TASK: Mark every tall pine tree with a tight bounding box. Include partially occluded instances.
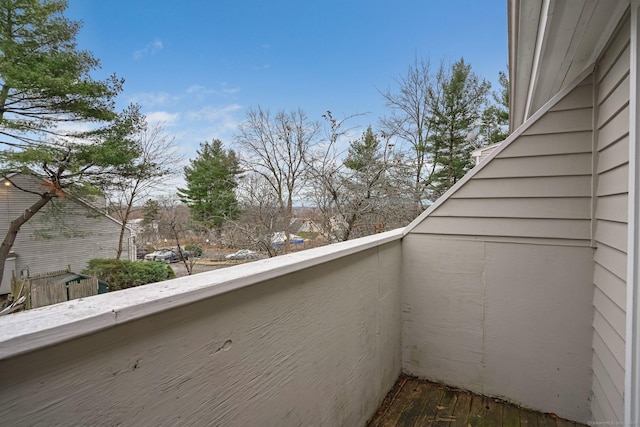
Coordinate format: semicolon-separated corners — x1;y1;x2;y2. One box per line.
426;59;490;200
480;70;510;144
178;139;242;233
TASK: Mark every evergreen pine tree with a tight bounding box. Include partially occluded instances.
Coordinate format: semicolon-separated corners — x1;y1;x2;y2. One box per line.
178;139;242;233
427;59;490;199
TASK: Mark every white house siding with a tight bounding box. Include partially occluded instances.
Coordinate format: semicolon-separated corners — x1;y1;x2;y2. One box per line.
591;16;630;423
0;174;133;289
402;77;596;423
0;239;402;426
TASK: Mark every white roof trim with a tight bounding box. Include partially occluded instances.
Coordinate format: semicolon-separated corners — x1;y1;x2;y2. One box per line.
403;63;595;236
524;0;552;120
0;228;403;360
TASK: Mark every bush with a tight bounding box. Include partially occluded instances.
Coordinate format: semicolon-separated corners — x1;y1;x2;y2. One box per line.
185;243;203;257
83;259;174;291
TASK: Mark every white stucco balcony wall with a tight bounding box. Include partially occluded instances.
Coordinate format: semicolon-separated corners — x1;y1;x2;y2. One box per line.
0;229;403;426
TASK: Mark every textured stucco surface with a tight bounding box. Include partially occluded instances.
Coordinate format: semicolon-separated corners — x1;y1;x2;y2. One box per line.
0;239;402;426
402;234;594;422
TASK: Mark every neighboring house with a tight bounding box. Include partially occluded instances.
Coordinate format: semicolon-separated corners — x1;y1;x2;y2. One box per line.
289;218;322;235
0;173;136;294
3;2;640;426
471;142;502;165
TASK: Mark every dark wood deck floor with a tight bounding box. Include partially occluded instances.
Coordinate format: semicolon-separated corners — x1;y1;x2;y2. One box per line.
367;375;587;427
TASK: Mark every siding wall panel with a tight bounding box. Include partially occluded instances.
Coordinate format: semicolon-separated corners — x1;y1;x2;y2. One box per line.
596;164;629;196
590;16;630;422
431;198;591;219
592;375;618;424
592;352;624;421
594;288;626;345
473;153;592;178
596;18;630;83
522;108;593;135
595;220;627;253
597;74;629;128
598;44;630;103
593;264;626;310
598;136;629;173
594;243;627;281
413;217;591;240
498;131;591;157
593;331;625;396
452;176;591;199
593;309;625;368
595;194;628;222
551;83;594;111
597;105;629;150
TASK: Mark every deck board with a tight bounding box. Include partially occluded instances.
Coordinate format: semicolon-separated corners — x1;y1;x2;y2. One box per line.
432;388;458;426
368;375;586;427
395;380;439;426
520;408;540;426
451;391;472;427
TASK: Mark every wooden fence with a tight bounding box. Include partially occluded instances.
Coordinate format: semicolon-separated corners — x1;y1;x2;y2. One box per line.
13;269;99;309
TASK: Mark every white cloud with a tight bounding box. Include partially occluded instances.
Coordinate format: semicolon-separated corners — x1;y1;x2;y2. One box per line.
186;85;206;94
186;104;242;124
128;91;171;107
133;39;163;60
179;104;244;143
185;84;240;97
145;111;180;125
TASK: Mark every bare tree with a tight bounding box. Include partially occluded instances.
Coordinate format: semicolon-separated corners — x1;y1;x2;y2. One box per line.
303;111;358;241
235;107;320;253
105;122;183;259
225;173;281;256
380;57;439;213
305;113;414;241
155;196;193;274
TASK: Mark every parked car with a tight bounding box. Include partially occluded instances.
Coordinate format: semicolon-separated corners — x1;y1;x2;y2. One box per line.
144;250;163;261
153;250;178;263
225;249;259;261
144;248;190;263
136;247;150;260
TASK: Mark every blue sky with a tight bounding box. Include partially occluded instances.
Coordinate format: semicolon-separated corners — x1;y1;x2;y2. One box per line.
66;1;508;163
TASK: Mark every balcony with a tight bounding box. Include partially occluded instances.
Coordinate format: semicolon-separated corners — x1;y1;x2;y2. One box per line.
0;228;592;425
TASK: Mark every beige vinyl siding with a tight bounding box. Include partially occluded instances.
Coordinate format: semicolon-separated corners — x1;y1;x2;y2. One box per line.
411;77;594;245
590;15;630;423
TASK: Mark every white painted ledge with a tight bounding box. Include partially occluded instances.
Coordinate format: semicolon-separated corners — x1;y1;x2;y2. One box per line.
0;229;403;360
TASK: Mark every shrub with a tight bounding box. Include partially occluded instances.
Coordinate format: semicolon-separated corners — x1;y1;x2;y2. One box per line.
83;259;174;291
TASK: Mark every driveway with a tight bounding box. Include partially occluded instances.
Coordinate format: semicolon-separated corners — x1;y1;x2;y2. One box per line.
170;261;229;278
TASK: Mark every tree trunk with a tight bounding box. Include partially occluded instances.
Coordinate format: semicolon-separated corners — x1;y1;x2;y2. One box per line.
0;192;55;288
116;182;139;260
115;196;134;260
